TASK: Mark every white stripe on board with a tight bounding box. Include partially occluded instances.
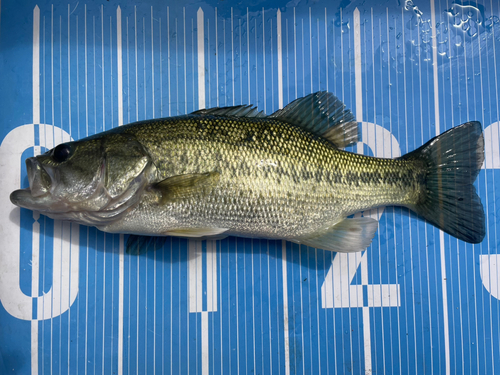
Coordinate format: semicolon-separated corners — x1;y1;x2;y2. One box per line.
309;8;312;93
100;9;107;370
151;6;155;118
277;9;283;109
188;239;218;374
353;8;362;122
281;240;290;375
262;8;266;113
246;8;250;103
116;7;125;375
51;10;55;370
183;8;187;114
188;240;202;312
202;312;209;374
197;8;205;109
33;6;40;124
206;241;217;312
430;0;450;373
231;8;235;106
31;6;40;375
353;8;372;375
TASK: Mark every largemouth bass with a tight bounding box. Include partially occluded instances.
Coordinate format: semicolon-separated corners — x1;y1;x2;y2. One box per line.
10;92;485;252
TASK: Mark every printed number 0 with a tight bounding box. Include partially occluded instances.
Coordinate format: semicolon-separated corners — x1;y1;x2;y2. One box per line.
0;124;79;321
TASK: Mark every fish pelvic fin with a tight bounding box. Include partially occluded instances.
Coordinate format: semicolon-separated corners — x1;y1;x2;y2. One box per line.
163;227;228;238
293;217;379;252
126;235;168;255
400;121;485;244
269;91;359;148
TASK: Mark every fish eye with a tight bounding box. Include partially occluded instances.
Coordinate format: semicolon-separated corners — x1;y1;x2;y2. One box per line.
52;143;73;163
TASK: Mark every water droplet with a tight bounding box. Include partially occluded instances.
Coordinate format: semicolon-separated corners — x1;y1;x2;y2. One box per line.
421;21;431;33
447;3;484;28
438;43;447;56
468;26;478;38
396;32;402;39
445;4;459;17
455;35;462;47
452;16;463;28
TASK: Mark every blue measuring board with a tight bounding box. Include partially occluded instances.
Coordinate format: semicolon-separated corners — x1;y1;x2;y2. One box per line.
1;0;500;374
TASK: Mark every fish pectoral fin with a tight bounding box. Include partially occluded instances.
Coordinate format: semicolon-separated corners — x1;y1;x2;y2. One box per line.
164;227;229;238
154;171;220;204
294;217;379;253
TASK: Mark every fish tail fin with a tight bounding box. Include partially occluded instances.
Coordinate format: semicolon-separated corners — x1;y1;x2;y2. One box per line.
400;121;485;243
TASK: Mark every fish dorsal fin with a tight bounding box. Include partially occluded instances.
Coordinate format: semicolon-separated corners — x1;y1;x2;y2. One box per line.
269;91;359;148
191;105;266;118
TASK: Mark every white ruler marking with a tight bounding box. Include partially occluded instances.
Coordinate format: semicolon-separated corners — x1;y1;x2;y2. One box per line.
277;10;283;109
31;6;41;375
430;1;450;373
353;8;372;374
197;8;205;110
281;240;290;375
116;7;125;375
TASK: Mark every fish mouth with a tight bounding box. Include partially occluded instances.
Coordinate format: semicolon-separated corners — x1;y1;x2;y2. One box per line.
10;157;61;211
10;188;59;211
26;157;53;197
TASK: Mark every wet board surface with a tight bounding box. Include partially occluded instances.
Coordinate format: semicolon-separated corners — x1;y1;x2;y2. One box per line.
1;0;500;374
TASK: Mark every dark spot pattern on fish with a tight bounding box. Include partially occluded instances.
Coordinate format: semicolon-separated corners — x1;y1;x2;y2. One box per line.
343;171;360;187
112;113;428;237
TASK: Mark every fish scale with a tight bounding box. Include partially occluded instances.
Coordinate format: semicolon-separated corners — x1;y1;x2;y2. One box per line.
100;114;424;239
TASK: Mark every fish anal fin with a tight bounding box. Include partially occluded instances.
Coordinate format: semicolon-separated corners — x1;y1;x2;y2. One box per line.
294;217;378;253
